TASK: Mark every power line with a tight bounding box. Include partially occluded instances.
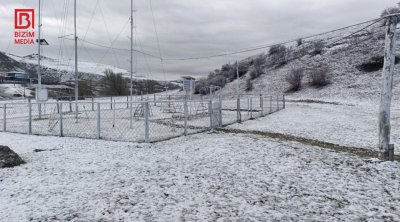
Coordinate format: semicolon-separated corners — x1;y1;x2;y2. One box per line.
163;17;385;61
80;0;100;43
327;18;383;47
63;15;388;64
97;17;130;64
98;1;121;66
75;38;162;59
149;0;167;82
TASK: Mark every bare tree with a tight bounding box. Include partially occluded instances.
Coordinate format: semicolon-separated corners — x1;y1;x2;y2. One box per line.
285;68;304;92
100;69;129;96
309;66;330;87
268;44;287;67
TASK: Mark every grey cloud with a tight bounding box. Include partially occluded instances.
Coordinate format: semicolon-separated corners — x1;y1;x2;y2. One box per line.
0;0;398;80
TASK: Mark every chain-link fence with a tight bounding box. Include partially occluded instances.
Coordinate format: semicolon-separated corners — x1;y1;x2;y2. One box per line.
0;94;285;142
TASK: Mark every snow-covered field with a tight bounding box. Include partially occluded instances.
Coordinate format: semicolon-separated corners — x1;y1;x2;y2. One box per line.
229;101;400;154
0;132;399;221
0;84;32;97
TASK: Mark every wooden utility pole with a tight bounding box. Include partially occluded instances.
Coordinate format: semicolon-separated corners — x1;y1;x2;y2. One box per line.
378;15;398;161
236;61;240;96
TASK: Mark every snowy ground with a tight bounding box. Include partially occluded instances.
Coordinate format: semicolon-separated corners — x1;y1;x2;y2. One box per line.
0;84;32;97
229;101;400;154
0;132;399;221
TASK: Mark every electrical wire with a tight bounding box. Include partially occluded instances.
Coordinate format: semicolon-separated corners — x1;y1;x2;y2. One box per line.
97;18;130;64
149;0;167;85
163;17;385;61
59;14;393;68
98;1;121;66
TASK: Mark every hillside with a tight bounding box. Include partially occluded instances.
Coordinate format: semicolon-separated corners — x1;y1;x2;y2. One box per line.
0;52;179;99
8;54;130;81
0;52;25;73
201;22;400;105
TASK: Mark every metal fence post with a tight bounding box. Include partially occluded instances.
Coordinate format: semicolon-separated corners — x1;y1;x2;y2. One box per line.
130;99;133;129
270;96;272;113
69;99;72;112
38;103;42;119
97;103;101;139
154;94;156;106
209;100;213;131
3;104;6;132
237;96;241;123
110;96;113;110
184;99;188;135
92;97;94;111
144;102;150;143
127;96;129;108
59;103;63;137
56;99;60;114
250;98;253;119
28;101;32;134
260;96;264;116
112;100;116;128
219;99;222;127
277;95;279;111
283;95;286;109
247;97;250;115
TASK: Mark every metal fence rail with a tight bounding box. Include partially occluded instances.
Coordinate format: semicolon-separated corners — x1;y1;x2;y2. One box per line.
0;94;285;142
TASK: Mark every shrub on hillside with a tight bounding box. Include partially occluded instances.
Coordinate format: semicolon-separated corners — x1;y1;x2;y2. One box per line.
285;68;304;92
311;41;325;56
269;44;286;56
250;55;266;79
249;69;259;80
268;44;287;67
297;38;303;47
194;79;208;95
245;79;253;91
210;75;227;88
357;56;400;72
309;67;330;87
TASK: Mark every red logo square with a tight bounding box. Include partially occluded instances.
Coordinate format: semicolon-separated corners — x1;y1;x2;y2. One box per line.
15;9;35;29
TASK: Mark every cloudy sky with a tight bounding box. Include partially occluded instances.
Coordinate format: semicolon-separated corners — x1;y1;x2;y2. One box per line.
0;0;398;80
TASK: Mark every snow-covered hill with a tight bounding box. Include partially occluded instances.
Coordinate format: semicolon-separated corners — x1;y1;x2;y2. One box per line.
8;53;130;79
208;22;400;105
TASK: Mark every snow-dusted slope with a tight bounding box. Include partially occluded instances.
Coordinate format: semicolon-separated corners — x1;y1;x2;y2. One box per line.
216;23;400;105
8;54;129;77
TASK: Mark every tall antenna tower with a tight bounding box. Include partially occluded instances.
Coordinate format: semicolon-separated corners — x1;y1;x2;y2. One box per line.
37;0;42;91
74;0;79;122
37;0;42;118
129;0;135;129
